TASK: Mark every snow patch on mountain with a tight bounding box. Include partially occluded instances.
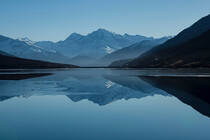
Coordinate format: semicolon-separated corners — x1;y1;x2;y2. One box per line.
105;45;115;54
18;37;36;45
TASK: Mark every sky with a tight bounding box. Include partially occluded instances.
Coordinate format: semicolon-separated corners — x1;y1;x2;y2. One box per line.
0;0;210;42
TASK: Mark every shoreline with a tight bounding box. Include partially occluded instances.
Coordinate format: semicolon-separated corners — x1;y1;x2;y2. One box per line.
0;68;210;78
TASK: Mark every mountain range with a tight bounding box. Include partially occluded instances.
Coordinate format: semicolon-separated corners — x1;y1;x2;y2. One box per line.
1;29;163;67
34;29;160;66
0;35;70;64
0;14;210;68
125;14;210;68
35;29;154;59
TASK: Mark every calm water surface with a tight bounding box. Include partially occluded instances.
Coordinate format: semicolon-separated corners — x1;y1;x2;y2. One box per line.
0;68;210;140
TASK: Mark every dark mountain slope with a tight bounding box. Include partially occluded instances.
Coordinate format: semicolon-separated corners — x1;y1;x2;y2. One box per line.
0;53;77;69
126;29;210;68
126;14;210;68
159;14;210;47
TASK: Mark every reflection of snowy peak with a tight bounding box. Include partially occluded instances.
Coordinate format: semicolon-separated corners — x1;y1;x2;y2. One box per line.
64;77;156;106
0;69;168;106
105;80;115;88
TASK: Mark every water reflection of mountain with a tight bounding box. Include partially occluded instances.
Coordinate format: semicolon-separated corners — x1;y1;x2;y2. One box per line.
0;69;210;118
65;76;168;106
104;75;167;94
141;76;210;117
0;69;168;106
0;96;14;102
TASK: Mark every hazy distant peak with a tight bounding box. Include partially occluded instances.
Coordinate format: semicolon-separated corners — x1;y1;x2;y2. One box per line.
63;28;154;42
65;32;83;41
89;28;114;35
123;33;129;36
123;33;142;37
162;36;173;39
70;32;83;37
85;29;116;40
96;28;112;33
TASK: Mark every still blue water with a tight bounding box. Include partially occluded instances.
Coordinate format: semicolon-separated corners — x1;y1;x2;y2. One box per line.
0;69;209;140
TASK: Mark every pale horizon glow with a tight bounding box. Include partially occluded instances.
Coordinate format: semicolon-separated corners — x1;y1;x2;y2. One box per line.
0;0;210;42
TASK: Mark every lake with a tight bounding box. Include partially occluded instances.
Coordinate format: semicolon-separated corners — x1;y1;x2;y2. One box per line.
0;68;210;140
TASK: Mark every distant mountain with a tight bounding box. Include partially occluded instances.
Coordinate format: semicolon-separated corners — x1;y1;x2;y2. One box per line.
0;35;70;64
35;29;154;59
109;59;133;67
125;14;210;68
101;37;171;66
0;52;77;69
68;55;96;67
34;41;57;50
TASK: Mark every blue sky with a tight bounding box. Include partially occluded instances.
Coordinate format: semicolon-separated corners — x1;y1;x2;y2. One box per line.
1;0;210;41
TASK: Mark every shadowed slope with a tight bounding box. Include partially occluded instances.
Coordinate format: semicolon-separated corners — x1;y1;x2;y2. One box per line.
126;15;210;68
0;53;77;69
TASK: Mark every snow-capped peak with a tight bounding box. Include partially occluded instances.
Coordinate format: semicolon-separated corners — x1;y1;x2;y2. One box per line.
65;33;83;41
18;37;36;45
